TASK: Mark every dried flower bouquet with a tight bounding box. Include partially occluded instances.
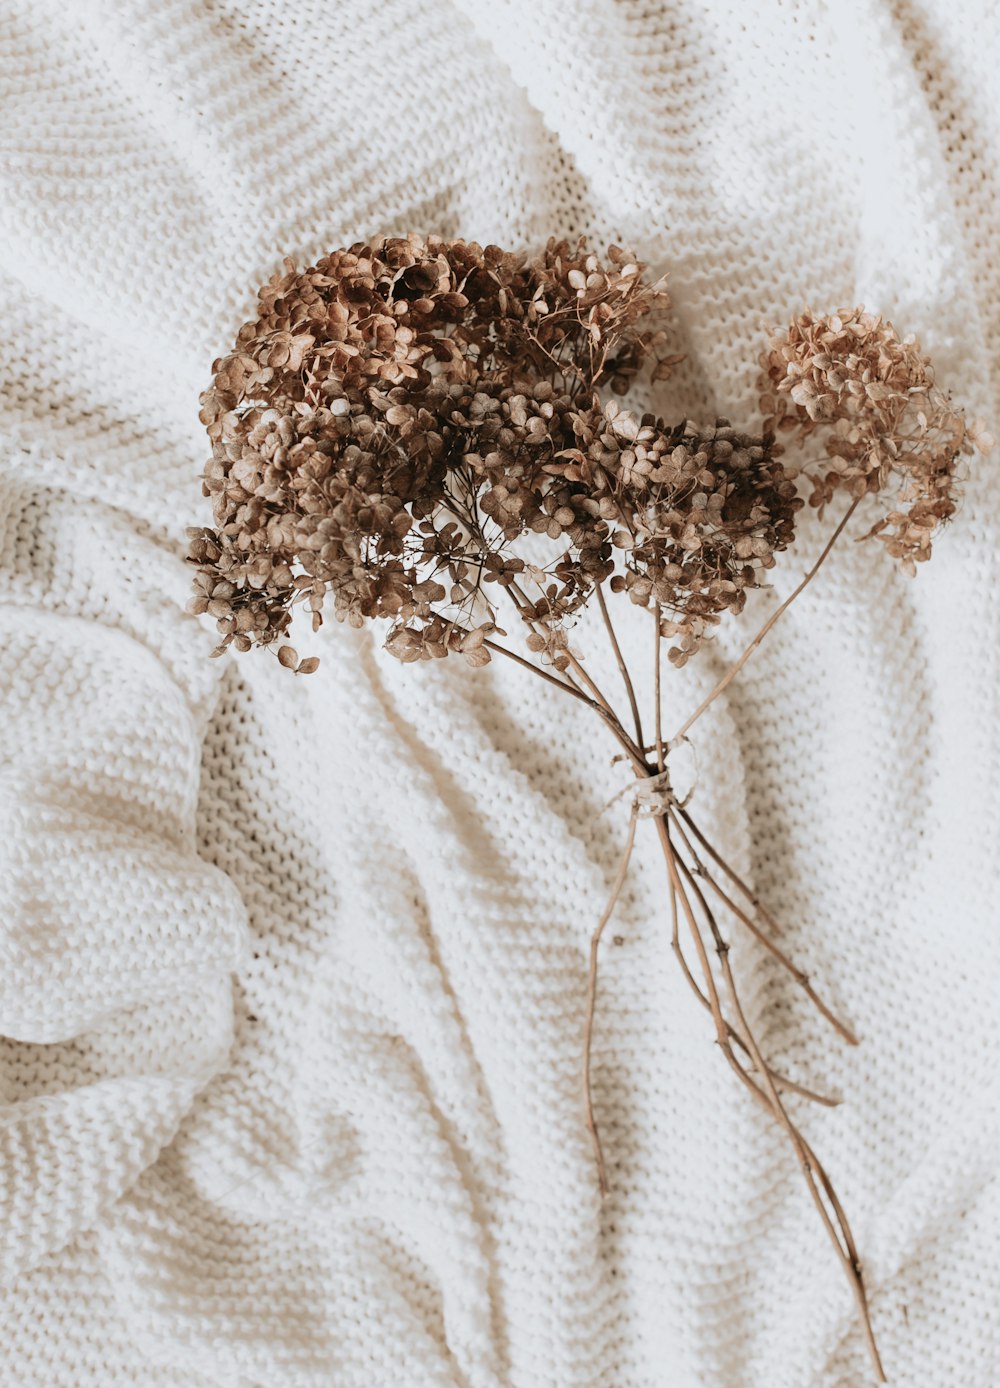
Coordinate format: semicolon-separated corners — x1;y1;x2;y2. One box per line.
187;234;992;1381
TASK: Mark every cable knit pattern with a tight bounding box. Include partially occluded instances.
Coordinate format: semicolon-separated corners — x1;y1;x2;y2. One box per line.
1;1;997;1385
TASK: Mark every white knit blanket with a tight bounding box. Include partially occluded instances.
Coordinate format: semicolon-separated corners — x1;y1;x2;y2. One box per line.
2;1;998;1384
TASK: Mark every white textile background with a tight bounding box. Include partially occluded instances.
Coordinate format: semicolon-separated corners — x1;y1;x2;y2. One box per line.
1;1;998;1385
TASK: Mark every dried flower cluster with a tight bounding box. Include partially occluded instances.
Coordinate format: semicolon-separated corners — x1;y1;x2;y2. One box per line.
597;411;802;664
187;234;821;671
760;307;991;573
186;234;681;670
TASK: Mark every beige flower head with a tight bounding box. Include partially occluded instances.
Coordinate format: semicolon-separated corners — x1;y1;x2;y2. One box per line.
600;413;801;665
759;307;992;573
186;234;675;669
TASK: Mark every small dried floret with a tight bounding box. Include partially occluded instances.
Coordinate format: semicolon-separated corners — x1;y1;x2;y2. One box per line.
760;307;992;573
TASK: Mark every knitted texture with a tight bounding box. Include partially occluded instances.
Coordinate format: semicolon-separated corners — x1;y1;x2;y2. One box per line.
1;1;998;1385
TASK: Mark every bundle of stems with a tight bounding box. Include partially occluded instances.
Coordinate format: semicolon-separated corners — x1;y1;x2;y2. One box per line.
497;502;886;1379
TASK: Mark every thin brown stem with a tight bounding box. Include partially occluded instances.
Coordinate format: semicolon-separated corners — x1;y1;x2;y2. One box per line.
654;815;731;1044
666;901;840;1106
497;581;590;701
501;580;626;733
596;583;644;750
653;604;665;776
677;806;786;938
658;822;805;1140
484;639;595;710
667;809;858;1046
663;830;884;1383
672;497;861;743
483;639;648;772
565;650;619;722
583;804;639;1198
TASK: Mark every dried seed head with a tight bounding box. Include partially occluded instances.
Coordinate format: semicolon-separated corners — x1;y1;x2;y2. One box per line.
760;307;992;573
593;411;801;664
186;234;675;668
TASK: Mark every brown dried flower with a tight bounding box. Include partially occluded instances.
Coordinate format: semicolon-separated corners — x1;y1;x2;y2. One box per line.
760;307;993;573
186;234;674;668
579;407;801;665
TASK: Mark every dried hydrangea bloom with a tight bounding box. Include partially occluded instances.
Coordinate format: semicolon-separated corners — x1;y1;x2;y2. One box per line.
572;407;801;665
187;234;674;668
759;307;992;573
